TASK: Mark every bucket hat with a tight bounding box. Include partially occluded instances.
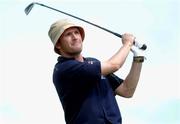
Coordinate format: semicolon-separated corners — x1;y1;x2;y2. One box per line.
48;19;85;54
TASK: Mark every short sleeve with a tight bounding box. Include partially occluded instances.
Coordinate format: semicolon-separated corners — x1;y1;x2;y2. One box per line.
106;73;124;91
54;57;102;89
62;60;101;82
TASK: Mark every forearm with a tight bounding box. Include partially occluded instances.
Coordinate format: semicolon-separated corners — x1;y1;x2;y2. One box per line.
121;61;142;97
101;44;131;76
125;61;142;88
109;43;131;68
101;33;135;76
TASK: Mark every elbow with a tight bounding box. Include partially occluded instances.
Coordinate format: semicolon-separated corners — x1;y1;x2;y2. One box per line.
112;63;122;72
115;83;136;98
123;92;134;98
116;89;135;98
109;59;124;71
122;87;136;98
101;61;123;76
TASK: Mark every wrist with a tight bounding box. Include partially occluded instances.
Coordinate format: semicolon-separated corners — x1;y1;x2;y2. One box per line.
123;43;132;50
133;56;144;63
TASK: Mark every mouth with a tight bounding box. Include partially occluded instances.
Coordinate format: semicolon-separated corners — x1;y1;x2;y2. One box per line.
72;39;81;46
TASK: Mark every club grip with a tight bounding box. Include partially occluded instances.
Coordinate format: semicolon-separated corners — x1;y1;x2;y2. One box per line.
112;32;147;50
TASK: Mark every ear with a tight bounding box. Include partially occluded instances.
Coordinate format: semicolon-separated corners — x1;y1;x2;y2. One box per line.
55;40;61;49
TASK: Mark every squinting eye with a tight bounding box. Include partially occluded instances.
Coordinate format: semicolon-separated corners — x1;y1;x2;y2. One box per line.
65;32;71;36
75;30;80;34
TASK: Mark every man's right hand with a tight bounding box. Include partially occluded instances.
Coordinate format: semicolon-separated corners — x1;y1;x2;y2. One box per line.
121;33;135;47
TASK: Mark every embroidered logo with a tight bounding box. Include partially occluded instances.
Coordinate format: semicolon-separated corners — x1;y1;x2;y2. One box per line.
101;75;106;79
88;61;93;64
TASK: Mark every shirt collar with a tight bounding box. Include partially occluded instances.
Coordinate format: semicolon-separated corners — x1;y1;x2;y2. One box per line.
57;56;87;63
57;56;75;63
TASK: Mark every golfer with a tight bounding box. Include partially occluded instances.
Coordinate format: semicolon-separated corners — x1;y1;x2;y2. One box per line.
48;19;144;124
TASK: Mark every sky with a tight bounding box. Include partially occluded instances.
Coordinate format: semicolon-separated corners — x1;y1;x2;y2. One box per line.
0;0;180;124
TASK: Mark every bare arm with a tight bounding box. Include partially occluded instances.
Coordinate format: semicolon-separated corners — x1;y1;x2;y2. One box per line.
115;60;143;98
101;33;135;76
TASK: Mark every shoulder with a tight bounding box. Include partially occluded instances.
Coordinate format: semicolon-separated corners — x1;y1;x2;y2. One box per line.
54;57;100;72
53;56;101;81
85;57;100;62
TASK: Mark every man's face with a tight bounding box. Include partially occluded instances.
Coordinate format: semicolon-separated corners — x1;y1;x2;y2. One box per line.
56;27;83;56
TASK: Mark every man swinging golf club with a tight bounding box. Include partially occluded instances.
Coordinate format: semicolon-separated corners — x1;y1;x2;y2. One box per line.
48;19;144;124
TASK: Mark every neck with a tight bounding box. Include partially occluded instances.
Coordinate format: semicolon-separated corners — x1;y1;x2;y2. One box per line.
74;55;84;62
62;53;84;62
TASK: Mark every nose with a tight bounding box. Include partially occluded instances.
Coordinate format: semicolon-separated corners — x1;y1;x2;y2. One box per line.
72;32;78;39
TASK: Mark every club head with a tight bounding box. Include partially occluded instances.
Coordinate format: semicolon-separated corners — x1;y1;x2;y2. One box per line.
24;3;35;15
141;44;147;50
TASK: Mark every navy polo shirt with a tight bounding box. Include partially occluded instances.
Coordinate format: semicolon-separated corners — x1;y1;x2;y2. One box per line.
53;56;123;124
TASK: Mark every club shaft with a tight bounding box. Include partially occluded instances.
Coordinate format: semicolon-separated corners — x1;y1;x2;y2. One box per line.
36;3;123;38
27;2;147;50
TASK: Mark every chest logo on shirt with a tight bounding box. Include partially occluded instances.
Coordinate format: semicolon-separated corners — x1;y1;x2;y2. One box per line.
88;61;94;64
101;75;106;79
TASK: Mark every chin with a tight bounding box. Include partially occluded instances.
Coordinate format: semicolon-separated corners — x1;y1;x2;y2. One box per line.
69;49;82;56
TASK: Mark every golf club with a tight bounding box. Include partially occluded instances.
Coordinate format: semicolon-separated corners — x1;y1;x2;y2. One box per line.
25;2;147;50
